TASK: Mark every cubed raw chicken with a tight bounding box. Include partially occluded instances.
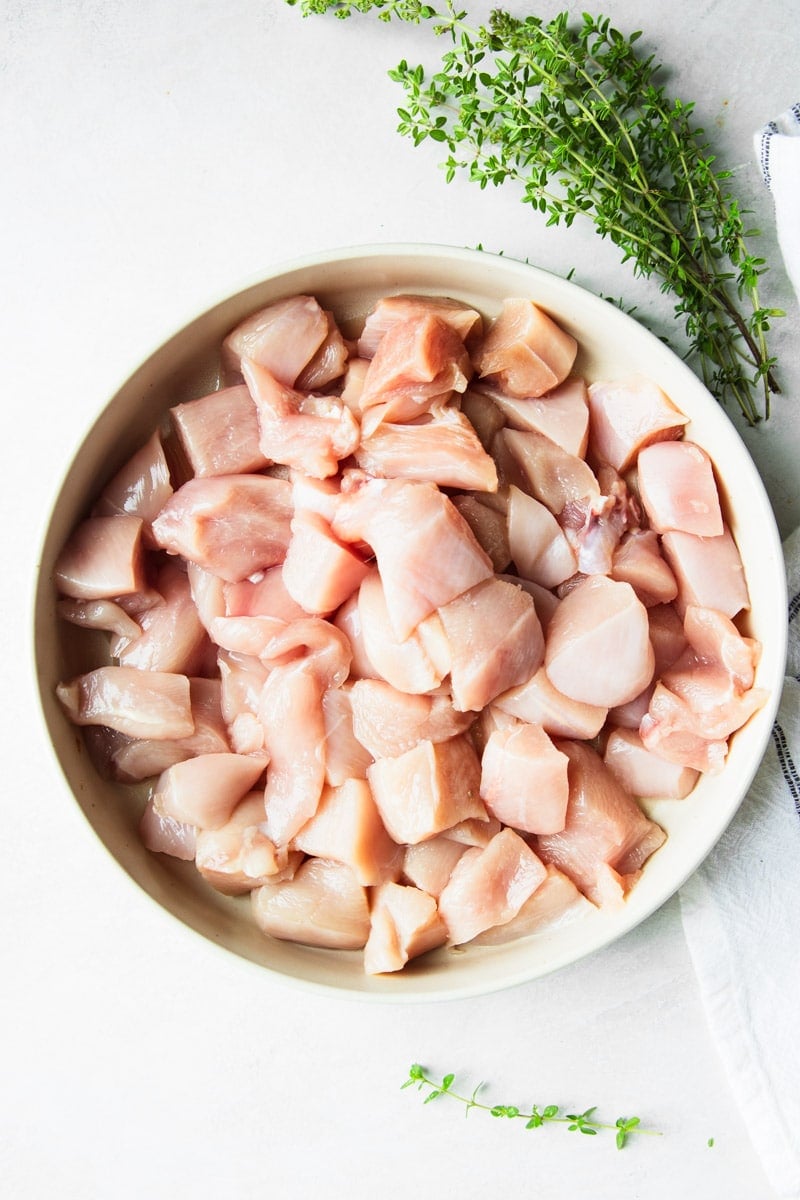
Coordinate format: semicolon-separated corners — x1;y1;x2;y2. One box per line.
478;376;589;457
251;858;370;950
459;388;507;451
493;427;599;515
56;666;194;740
603;726;699;799
56;597;142;643
558;471;638;576
170;384;268;477
116;562;210;675
151;751;267;831
660;526;749;618
355;409;498;492
682;604;760;688
223;566;307;623
367;735;486;845
139;800;196;861
363;882;448;975
402;836;467;898
451;495;511;573
611;529;678;606
54;514;145;600
349;678;473;759
292;778;401;886
151;474;293;582
545;575;654;708
221;294;329;385
494;666;608;740
333;592;380;681
473;298;578;398
296;310;350;391
93;431;173;546
195;791;295;894
282;510;370;615
535;740;666;906
357;313;472;432
437;828;548;945
321;685;374;785
333;476;493;641
259;662;327;846
587;374;689;471
639;684;730;773
242;357;360;479
437;576;544;712
480;723;569;834
637;440;724;537
357;293;483;358
506;484;577;588
473;864;590;945
110;677;231;782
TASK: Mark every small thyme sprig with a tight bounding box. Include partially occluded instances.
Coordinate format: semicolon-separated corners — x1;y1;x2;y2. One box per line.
401;1064;661;1149
288;0;784;423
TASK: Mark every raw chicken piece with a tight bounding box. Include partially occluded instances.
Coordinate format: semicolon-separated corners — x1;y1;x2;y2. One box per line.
587;375;689;472
139;800;196;861
473;864;590;945
648;603;689;673
195;791;295;894
402;836;467;898
218;649;271;754
544;575;654;708
221;294;329;385
357;313;472;433
333;476;493;641
93;431;173;546
349;678;473;759
559;469;639;576
116;562;210;675
242;357;360;478
251;858;370;950
660;526;750;618
321;685;374;785
506;485;577;588
259;661;327;845
340;357;370;413
494;666;607;739
443;815;503;847
57;597;142;643
603;726;699;799
682;604;760;689
437;828;548;945
54;514;145;600
110;677;231;782
151;474;293;583
480;723;569;834
607;686;655;732
292;778;401;886
459;388;506;452
499;574;560;631
296;310;349;391
186;561;226;633
208;614;288;659
473;298;578;398
355;409;498;493
437;576;544;712
333;592;379;681
478;376;589;457
151;751;267;831
257;617;352;688
282;510;370;615
357;293;483;358
289;471;341;523
637;440;723;536
364;882;448;975
451;495;511;573
611;529;678;606
535;740;666;906
493;427;599;516
223;566;307;623
367;735;486;845
659;659;767;742
170;384;268;477
639;684;730;773
56;666;194;740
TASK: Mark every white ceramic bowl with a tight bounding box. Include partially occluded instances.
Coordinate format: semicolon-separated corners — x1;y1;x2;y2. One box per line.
34;243;787;1000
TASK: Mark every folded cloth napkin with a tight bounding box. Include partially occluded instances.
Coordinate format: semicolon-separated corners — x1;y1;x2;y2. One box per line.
680;107;800;1200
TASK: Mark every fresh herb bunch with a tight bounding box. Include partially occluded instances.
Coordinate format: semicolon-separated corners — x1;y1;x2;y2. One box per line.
288;0;783;423
402;1064;660;1149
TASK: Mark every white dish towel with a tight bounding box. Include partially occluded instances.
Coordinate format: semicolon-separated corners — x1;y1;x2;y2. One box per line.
679;103;800;1200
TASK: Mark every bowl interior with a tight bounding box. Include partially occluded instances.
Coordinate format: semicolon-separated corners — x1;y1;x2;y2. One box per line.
34;244;788;999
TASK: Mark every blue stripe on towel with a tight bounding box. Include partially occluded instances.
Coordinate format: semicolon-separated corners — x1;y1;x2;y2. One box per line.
772;723;800;819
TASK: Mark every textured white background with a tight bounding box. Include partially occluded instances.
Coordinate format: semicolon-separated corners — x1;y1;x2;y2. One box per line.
2;2;798;1196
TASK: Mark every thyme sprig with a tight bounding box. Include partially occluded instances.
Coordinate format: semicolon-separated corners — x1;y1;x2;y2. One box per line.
402;1064;661;1149
288;0;783;423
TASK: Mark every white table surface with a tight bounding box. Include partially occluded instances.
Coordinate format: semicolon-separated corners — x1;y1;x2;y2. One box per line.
3;2;798;1197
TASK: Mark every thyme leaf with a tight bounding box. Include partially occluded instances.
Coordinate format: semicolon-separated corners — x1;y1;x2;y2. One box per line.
287;0;784;423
